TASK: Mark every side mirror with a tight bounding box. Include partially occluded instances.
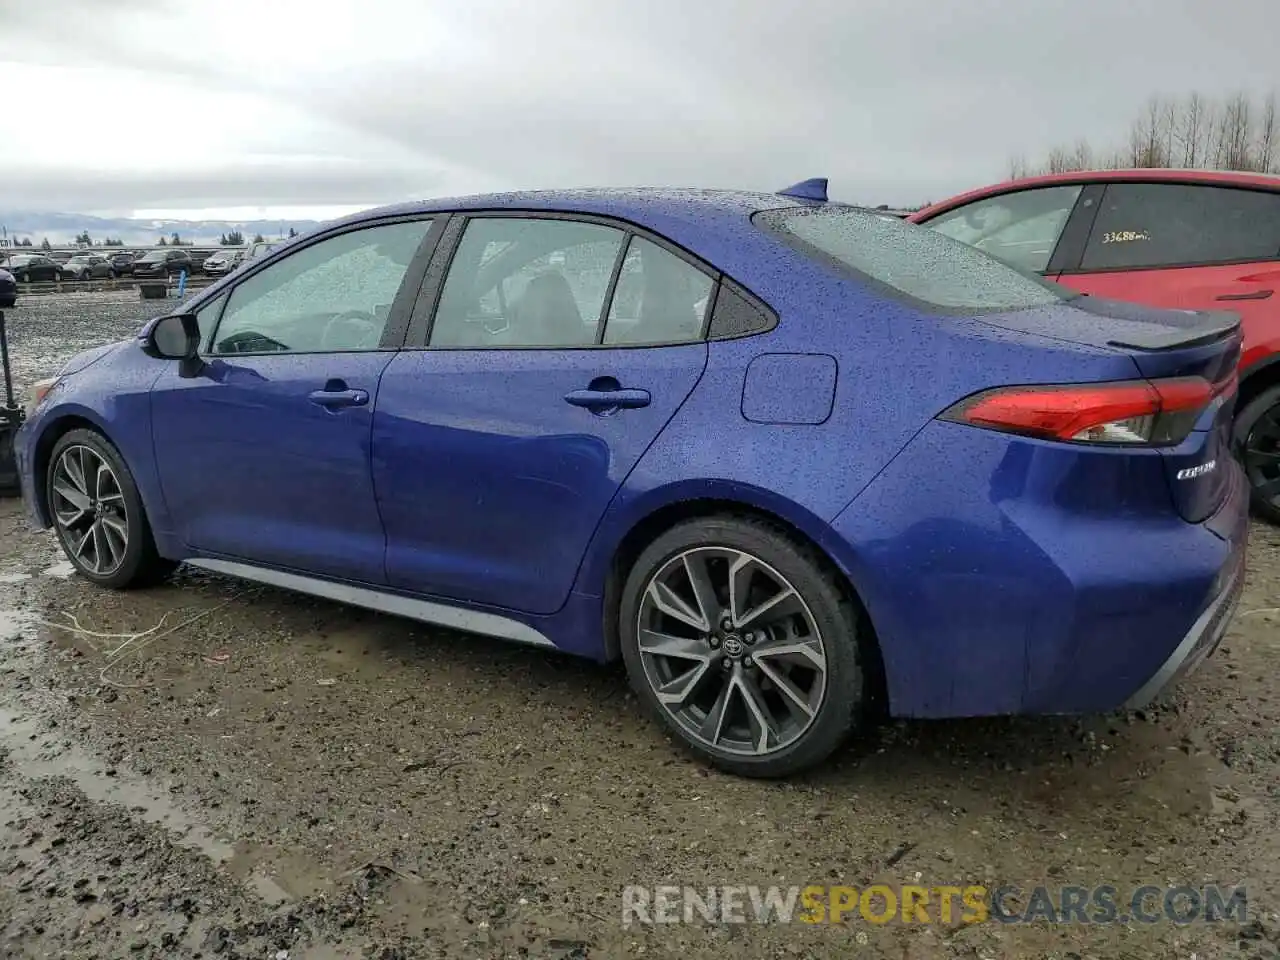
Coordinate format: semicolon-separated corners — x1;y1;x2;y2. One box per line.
141;313;205;378
142;313;200;360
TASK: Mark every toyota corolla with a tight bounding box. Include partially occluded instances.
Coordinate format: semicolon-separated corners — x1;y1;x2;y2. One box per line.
14;180;1249;777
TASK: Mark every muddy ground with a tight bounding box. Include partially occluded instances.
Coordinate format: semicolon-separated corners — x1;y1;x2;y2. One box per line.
0;292;1278;959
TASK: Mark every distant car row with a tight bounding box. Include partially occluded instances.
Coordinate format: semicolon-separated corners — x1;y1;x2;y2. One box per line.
0;241;280;284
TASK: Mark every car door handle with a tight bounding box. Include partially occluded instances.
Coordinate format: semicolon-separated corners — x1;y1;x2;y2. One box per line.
564;388;651;410
1215;289;1273;301
308;388;369;409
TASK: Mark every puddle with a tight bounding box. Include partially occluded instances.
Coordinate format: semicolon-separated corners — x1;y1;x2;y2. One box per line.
0;572;32;584
0;608;35;640
41;560;76;579
0;705;294;904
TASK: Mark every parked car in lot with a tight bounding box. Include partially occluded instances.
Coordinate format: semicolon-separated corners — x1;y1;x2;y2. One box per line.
15;181;1248;777
201;250;242;277
910;169;1280;522
61;254;114;281
104;252;136;276
0;254;62;283
241;240;278;264
0;268;15;308
131;249;194;278
187;249;216;274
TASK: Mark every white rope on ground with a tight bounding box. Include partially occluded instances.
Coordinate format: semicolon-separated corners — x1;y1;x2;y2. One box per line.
34;590;254;689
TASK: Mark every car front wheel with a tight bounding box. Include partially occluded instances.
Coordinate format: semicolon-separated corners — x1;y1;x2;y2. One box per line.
1236;384;1280;524
46;429;177;589
619;516;869;778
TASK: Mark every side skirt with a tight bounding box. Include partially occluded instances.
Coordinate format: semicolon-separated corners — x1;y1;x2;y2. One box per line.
185;557;558;650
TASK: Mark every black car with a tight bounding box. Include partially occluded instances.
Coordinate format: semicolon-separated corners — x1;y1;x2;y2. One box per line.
132;249;194;278
0;254;62;282
0;268;15;308
105;251;136;276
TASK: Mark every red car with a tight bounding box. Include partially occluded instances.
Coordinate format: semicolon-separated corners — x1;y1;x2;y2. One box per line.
910;169;1280;523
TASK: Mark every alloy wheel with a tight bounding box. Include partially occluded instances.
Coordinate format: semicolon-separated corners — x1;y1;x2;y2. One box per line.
1244;402;1280;509
635;546;828;757
51;445;129;576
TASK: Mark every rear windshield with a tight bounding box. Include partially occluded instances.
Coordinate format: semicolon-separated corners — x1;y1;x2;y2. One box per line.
754;206;1073;313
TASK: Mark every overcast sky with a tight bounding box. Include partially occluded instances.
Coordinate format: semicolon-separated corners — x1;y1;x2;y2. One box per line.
3;0;1277;220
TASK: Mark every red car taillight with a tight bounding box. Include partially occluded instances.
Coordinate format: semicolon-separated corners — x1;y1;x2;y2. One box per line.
938;376;1233;446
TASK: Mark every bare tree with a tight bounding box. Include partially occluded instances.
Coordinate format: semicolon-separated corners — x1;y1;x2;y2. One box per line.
1213;91;1254;170
1256;91;1277;173
1127;95;1174;167
1007;89;1278;177
1174;92;1208;167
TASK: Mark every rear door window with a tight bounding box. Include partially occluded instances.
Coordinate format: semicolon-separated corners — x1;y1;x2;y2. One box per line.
603;237;715;345
430;217;626;348
924;184;1083;273
1080;183;1280;271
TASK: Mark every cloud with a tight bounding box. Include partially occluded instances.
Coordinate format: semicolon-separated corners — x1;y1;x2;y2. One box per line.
3;0;1278;213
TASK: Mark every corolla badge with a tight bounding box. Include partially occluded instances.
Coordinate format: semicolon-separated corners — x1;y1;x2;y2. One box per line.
1177;460;1217;481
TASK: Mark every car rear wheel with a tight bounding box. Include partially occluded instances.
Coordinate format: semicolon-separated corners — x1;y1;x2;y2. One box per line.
1236;384;1280;525
619;516;869;778
46;429;178;589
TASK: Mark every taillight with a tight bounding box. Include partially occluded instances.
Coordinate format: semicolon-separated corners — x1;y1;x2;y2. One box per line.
938;376;1222;446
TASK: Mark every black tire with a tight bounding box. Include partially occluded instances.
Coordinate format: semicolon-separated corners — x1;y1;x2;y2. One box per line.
619;515;869;778
1235;384;1280;525
45;429;178;589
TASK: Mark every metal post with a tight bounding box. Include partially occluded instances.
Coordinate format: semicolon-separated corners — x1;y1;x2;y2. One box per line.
0;311;14;410
177;269;187;298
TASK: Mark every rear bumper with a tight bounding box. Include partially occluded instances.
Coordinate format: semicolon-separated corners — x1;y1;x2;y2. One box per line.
1124;538;1244;708
830;421;1251;718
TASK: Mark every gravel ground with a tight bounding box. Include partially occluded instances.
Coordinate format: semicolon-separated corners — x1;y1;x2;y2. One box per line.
1;292;1279;959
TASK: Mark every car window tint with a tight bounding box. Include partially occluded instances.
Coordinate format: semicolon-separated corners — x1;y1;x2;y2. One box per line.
430;218;625;348
603;237;714;345
926;185;1083;273
758;207;1071;312
210;219;431;355
1081;183;1280;270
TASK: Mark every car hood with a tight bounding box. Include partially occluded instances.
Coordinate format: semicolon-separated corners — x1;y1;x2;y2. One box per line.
0;268;12;281
57;341;127;376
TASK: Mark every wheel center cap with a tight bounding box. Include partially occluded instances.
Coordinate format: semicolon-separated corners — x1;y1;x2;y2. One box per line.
721;634;745;658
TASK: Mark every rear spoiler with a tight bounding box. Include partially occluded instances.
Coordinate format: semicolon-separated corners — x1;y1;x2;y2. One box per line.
1105;309;1240;352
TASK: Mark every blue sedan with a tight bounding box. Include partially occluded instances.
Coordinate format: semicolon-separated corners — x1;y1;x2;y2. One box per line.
14;180;1249;777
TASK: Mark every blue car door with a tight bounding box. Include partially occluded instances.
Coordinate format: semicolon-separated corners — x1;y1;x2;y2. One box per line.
150;216;439;583
373;214;715;615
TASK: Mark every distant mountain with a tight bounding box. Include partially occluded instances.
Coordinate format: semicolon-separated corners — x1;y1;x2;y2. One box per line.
0;212;325;247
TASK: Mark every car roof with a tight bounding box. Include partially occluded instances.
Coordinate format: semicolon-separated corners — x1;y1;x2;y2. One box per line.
334;187;803;228
912;168;1280;220
321;187;838;282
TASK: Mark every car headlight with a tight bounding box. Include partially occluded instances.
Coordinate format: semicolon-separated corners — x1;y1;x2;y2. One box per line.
26;376;61;413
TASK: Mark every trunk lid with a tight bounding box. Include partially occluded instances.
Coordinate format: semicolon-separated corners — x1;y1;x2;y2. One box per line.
977;295;1242;524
